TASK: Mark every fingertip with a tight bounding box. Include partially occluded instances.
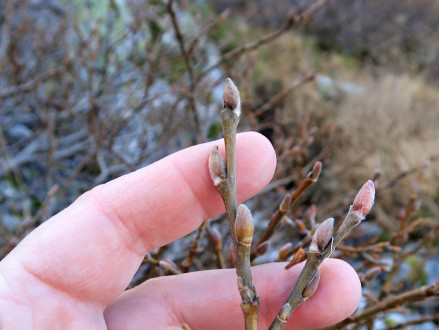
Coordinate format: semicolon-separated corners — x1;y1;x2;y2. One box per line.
256;259;361;329
236;132;276;202
105;259;360;330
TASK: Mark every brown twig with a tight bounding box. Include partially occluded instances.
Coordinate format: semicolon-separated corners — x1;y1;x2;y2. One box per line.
253;73;315;117
187;9;230;58
385;313;439;330
143;255;182;276
167;0;204;142
251;161;321;260
380;155;437;190
205;224;226;269
18;184;59;233
323;280;439;329
209;79;258;329
269;181;376;329
181;221;207;272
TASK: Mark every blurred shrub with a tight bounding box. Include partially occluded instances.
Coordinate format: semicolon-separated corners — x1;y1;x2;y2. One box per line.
215;0;439;81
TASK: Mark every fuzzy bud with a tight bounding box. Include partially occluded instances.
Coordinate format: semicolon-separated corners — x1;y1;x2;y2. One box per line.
308;161;322;181
255;241;270;257
277;242;293;261
279;193;292;212
309;218;334;253
223;78;241;117
278;303;292;322
353;180;376;219
302;270;320;299
208;146;226;186
235;204;254;246
285;248;307;270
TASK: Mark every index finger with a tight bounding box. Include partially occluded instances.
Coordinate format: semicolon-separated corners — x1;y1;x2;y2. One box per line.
0;132;276;306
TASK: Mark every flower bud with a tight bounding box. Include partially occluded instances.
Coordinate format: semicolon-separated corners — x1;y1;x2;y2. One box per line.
278;303;292;322
302;269;320;299
308;161;322;181
279;193;292;212
353;180;376;219
235;204;254;246
223;78;241;117
285;248;307;270
255;241;270;257
277;242;293;261
208;146;226;186
309;218;334;253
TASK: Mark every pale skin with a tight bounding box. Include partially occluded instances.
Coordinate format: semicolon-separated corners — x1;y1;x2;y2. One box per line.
0;132;361;329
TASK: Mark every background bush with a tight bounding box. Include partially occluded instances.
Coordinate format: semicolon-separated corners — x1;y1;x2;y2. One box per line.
1;0;439;328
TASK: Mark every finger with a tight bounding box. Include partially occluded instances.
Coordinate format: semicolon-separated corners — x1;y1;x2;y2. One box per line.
0;132;276;306
104;259;361;330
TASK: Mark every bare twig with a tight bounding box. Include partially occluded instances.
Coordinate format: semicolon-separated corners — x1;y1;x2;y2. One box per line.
181;221;207;272
209;79;258;329
253;73;315;117
323;280;439;329
380;155;438;190
205;224;226;269
199;0;333;80
167;0;204;142
251;161;321;260
386;313;439;330
269;181;376;329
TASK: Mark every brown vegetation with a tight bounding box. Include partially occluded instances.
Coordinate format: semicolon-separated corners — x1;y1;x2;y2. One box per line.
1;0;439;328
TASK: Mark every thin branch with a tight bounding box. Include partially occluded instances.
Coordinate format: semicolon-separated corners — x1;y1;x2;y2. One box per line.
251;161;321;260
187;9;230;58
386;313;439;330
181;221;207;273
209;79;258;329
205;224;226;269
323;280;439;329
198;0;333;80
167;0;204;142
269;181;376;329
381;154;438;190
253;73;315;117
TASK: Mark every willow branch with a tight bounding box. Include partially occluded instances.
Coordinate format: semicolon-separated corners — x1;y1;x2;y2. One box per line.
209;79;258;329
205;225;226;269
251;161;321;260
181;221;207;272
269;181;376;329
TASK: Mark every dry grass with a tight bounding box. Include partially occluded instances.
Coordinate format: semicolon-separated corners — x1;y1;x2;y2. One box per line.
331;73;439;205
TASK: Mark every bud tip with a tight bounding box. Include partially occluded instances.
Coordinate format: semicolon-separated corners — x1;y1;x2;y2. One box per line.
208;146;226;186
235;204;253;245
353;180;376;218
309;218;334;253
223;78;241;117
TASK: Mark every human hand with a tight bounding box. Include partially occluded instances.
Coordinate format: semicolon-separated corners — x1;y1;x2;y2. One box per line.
0;132;361;329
